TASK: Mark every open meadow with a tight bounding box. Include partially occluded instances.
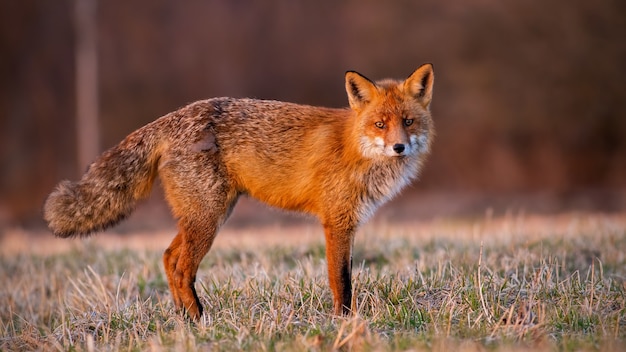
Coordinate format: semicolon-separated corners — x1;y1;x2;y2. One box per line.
1;212;625;351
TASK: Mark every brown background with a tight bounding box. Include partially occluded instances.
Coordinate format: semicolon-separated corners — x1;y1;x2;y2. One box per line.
1;1;625;229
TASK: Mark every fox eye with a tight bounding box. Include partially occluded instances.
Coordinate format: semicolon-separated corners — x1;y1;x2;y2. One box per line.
374;121;385;129
404;118;414;126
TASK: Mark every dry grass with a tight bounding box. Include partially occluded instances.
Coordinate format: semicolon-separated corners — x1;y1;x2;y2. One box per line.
1;212;625;351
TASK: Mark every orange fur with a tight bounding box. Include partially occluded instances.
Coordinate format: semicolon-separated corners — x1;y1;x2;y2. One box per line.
44;64;435;319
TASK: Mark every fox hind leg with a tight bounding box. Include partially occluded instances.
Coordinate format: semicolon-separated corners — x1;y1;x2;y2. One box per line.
168;219;214;320
163;231;183;309
160;153;238;320
163;194;237;320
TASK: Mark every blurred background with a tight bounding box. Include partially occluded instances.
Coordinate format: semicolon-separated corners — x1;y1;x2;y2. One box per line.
1;0;625;230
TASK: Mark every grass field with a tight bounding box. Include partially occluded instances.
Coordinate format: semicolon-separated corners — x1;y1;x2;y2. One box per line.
1;212;625;351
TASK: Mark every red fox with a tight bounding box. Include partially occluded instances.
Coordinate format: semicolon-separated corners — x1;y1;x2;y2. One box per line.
44;64;435;320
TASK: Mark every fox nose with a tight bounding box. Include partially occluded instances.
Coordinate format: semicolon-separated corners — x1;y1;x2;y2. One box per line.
393;143;405;154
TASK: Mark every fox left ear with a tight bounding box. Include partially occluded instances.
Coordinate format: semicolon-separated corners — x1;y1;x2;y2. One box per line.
345;71;378;111
404;63;434;108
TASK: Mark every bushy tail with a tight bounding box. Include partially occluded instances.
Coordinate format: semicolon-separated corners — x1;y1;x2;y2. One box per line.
44;123;162;237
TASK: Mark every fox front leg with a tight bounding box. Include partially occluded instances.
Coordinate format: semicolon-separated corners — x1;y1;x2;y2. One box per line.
323;224;355;315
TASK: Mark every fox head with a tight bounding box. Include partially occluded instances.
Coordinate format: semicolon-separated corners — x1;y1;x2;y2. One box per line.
345;64;434;160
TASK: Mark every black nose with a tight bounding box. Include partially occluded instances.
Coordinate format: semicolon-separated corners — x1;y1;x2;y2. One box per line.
393;144;405;154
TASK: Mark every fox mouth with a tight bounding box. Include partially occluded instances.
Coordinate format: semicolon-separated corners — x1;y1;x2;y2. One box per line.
384;145;412;158
390;135;429;158
360;134;429;159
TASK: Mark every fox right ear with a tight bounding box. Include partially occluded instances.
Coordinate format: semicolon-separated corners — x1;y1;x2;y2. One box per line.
345;71;378;111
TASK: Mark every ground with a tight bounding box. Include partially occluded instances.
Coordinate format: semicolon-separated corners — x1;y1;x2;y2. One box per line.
1;198;625;351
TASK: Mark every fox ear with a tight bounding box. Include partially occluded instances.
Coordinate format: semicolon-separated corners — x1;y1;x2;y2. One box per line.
404;63;434;108
345;71;378;111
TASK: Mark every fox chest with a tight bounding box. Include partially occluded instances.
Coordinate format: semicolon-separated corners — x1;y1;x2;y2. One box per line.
355;161;419;223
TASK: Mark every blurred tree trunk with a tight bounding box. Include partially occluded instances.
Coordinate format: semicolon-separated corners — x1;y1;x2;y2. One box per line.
75;0;99;172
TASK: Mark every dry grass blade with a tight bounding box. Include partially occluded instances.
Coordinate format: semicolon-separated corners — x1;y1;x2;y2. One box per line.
477;240;493;325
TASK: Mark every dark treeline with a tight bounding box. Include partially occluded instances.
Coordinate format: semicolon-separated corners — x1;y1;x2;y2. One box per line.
1;0;625;226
